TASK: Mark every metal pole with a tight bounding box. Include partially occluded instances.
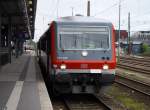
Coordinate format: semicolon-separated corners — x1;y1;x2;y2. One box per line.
118;0;121;62
56;0;59;18
87;0;90;16
71;7;74;16
128;12;130;54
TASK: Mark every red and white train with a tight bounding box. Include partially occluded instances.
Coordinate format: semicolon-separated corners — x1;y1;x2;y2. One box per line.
38;16;116;94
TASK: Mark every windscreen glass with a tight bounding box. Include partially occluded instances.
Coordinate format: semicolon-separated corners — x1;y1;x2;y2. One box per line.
58;26;110;50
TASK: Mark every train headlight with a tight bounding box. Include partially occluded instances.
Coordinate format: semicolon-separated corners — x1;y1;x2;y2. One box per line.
82;51;88;57
103;64;109;70
60;64;66;70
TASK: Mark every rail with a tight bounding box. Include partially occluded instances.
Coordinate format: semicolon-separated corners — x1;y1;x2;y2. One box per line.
52;94;111;110
115;75;150;96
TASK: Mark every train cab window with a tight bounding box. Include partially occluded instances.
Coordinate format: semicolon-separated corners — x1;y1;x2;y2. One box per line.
58;26;110;50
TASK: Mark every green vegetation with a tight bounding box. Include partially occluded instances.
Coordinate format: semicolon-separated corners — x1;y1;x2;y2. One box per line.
141;43;150;56
107;85;148;110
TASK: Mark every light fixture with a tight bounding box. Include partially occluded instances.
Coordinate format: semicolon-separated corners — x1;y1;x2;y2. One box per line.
29;1;32;5
30;8;32;11
82;51;88;57
103;64;109;70
60;64;66;70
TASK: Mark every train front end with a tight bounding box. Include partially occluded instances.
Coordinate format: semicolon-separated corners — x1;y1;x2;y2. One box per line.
50;17;116;93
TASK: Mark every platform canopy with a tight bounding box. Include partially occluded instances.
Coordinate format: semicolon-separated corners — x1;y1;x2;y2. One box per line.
0;0;37;39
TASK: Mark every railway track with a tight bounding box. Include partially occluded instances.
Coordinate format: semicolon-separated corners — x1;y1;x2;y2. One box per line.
51;97;68;110
119;59;150;67
52;94;111;110
117;63;150;75
117;56;150;75
115;74;150;96
119;57;150;67
120;56;150;62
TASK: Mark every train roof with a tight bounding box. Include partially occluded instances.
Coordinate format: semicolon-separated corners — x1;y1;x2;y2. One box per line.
38;16;112;42
54;16;112;24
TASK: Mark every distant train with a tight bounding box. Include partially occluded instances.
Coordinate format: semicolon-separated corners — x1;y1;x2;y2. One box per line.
38;16;116;94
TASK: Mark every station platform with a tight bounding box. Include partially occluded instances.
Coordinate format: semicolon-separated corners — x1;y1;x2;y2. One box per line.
0;51;53;110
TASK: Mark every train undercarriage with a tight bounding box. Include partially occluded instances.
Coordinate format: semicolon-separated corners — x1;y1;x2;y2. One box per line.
50;69;115;94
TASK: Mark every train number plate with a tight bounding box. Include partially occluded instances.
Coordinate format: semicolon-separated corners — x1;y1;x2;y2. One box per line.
90;69;102;73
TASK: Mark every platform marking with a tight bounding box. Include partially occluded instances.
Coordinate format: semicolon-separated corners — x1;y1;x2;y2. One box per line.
6;81;24;110
38;81;53;110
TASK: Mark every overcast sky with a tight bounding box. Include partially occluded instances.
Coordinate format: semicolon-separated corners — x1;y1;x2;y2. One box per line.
34;0;150;42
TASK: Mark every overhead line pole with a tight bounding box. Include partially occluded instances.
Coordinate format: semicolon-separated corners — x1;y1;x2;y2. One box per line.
87;0;90;16
128;12;131;54
71;7;74;16
118;0;121;62
56;0;60;18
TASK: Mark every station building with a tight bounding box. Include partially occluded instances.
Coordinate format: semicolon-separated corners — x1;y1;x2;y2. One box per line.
131;31;150;45
0;0;37;66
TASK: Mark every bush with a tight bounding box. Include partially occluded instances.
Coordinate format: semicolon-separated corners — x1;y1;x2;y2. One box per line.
141;43;150;56
142;43;149;52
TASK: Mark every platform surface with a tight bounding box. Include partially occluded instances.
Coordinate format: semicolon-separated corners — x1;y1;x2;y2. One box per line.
0;51;53;110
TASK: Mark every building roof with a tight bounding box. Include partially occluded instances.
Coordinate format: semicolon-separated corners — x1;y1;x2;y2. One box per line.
0;0;37;39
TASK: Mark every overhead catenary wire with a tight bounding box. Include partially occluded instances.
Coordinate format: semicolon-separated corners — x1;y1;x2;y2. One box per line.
116;9;150;29
93;3;118;16
119;13;150;27
93;0;126;16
